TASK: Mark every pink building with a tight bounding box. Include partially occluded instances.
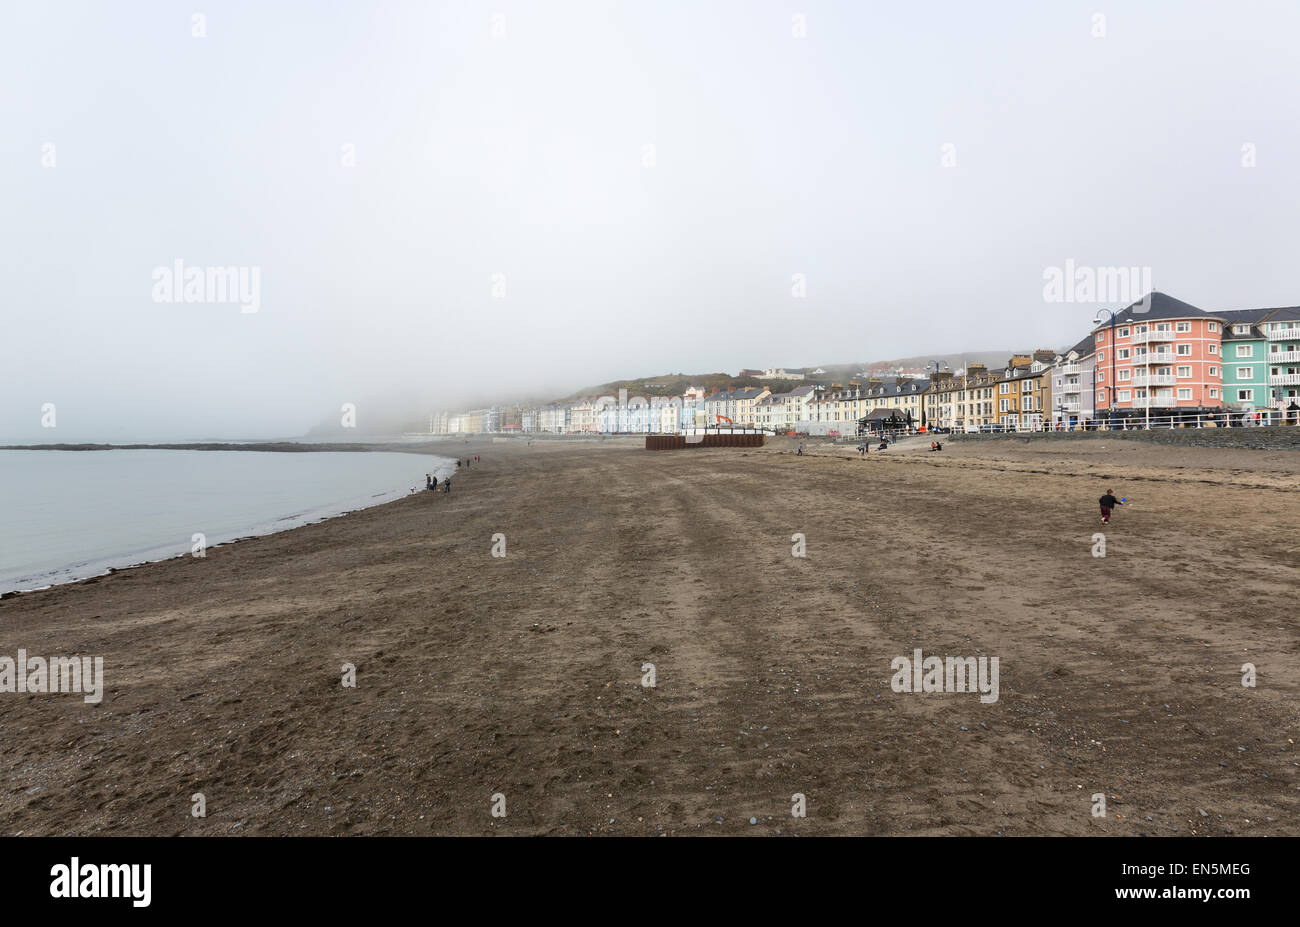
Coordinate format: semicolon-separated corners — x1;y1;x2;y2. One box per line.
1092;293;1225;419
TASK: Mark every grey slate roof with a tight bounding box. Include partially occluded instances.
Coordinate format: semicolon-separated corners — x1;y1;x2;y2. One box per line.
1090;292;1222;330
1063;334;1095;358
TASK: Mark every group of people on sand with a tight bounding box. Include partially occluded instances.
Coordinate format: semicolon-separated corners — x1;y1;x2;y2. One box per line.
852;436;891;455
424;455;482;494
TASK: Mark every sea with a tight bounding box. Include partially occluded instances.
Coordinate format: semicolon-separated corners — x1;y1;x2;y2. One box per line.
0;448;457;593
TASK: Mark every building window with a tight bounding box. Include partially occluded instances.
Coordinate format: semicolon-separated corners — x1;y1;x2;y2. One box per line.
1176;366;1191;377
1177;388;1192;400
1209;388;1219;398
1118;348;1130;359
1208;344;1218;354
1096;332;1105;344
1118;369;1131;380
1118;390;1131;401
1236;344;1253;357
1119;327;1130;337
1234;324;1250;335
1238;389;1254;402
999;399;1010;412
1097;350;1106;362
1208;366;1218;377
1208;322;1218;332
1236;366;1253;379
1176;321;1191;332
1177;344;1191;355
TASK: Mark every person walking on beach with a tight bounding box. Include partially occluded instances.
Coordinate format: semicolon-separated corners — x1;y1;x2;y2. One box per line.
443;477;451;493
425;473;432;490
797;443;804;456
1098;488;1124;525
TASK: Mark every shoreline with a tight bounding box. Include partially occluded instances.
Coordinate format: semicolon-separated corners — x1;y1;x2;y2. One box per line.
1;438;1296;836
0;448;461;596
0;441;460;453
0;434;622;453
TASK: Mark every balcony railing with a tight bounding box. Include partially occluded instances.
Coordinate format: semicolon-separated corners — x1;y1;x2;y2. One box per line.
1059;363;1082;375
1130;329;1178;345
1136;351;1177;365
1269;373;1300;386
1131;374;1176;386
1266;326;1300;342
1059;402;1082;413
1130;396;1177;408
1267;350;1300;364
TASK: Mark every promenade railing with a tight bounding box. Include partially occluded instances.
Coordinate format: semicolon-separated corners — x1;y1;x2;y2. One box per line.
951;410;1298;433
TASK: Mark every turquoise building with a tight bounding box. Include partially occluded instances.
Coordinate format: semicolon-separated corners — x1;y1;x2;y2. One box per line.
1262;309;1300;412
1219;306;1300;416
1219;310;1269;411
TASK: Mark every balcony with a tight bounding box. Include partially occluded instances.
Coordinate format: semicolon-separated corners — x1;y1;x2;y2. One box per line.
1058;401;1082;413
1270;373;1300;386
1131;395;1175;408
1060;363;1082;376
1130;328;1178;345
1268;349;1300;364
1131;373;1176;387
1266;326;1300;342
1137;350;1177;365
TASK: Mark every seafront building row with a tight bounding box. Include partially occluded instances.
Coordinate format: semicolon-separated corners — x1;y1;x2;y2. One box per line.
435;294;1300;436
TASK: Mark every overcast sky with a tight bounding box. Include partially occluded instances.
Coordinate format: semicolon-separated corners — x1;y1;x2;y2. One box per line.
4;0;1299;440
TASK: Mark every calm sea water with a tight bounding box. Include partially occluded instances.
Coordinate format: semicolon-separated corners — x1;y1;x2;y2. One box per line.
0;449;456;593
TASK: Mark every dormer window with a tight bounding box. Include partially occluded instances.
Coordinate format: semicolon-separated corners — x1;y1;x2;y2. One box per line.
1234;324;1249;335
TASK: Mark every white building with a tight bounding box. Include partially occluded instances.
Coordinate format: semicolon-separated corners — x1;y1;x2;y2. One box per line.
1051;336;1096;428
762;367;805;381
755;385;817;432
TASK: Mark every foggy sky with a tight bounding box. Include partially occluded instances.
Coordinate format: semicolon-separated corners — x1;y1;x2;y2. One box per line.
4;0;1299;441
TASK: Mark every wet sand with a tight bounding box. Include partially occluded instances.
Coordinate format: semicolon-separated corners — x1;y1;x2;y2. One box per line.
1;436;1297;835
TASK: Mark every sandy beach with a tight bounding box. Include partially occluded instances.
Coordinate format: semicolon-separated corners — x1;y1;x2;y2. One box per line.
1;436;1297;836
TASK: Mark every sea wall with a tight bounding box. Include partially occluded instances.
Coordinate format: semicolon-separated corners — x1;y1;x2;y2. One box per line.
951;427;1300;452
